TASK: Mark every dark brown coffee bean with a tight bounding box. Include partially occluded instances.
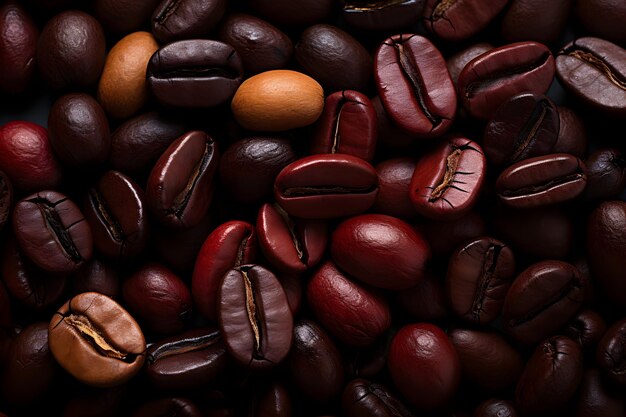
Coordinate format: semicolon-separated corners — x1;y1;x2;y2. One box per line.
564;309;607;351
447;43;494;87
72;258;120;300
423;0;509;41
0;1;38;94
248;0;333;27
93;0;161;36
417;211;486;257
396;271;448;322
132;398;204;417
575;0;626;45
342;0;426;32
553;106;587;157
473;400;518;417
342;378;415;417
584;148;626;200
152;0;227;43
575;368;626;417
596;319;626;386
501;0;572;45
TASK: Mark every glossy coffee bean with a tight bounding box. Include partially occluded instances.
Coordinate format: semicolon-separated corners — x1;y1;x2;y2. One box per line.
554;106;587;157
257;203;327;274
295;24;372;92
274;154;378;219
72;258;120;299
449;328;524;393
457;42;555;120
423;0;508;41
375;34;456;138
152;0;227;43
502;260;585;345
575;367;626;417
446;43;493;87
13;191;92;273
146;131;218;229
556;37;626;118
584;148;626;200
0;121;63;192
249;0;333;27
288;320;344;403
564;309;607;351
123;263;192;336
496;153;587;208
83;170;149;260
147;40;244;109
218;14;293;75
249;381;292;417
575;0;626;46
515;336;583;416
48;292;146;387
48;93;110;169
192;221;257;321
341;379;415;417
483;93;560;168
219;136;296;205
417;211;486;257
0;171;12;231
596;319;626;386
132;398;203;417
372;158;417;219
307;261;391;346
93;0;161;36
446;237;515;324
331;214;430;290
410;137;486;220
311;90;378;162
587;201;626;306
342;0;425;31
501;0;571;45
110;111;187;175
473;400;517;417
145;327;228;390
388;323;460;410
218;265;293;370
0;1;38;94
396;271;448;322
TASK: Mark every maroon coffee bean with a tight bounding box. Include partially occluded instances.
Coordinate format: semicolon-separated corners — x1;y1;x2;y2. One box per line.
249;381;292;417
410;137;486;220
341;378;416;417
146;131;218;229
583;148;626;200
295;24;372;92
395;270;448;322
587;201;626;307
288;320;344;403
93;0;162;36
151;0;227;43
449;328;525;393
564;309;607;351
310;90;378;162
276;274;303;316
37;10;106;91
446;237;516;324
501;0;572;45
446;43;494;87
502;260;585;346
192;221;257;321
0;171;12;231
372;96;415;149
457;42;555;120
123;263;192;336
473;400;518;417
417;211;486;257
496;153;587;208
331;214;430;290
375;34;456;138
48;93;111;169
218;13;293;75
13;191;92;273
219;136;296;205
372;157;417;219
483;93;560;168
515;336;583;416
554;106;587;157
307;261;391;346
274;154;378;219
423;0;509;41
596;319;626;386
218;265;293;370
575;367;626;417
388;323;460;410
0;1;38;94
257;203;327;274
341;0;426;32
575;0;626;48
83;170;149;261
0;121;63;192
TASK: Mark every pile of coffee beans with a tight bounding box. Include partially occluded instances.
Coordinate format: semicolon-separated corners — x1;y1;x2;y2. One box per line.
0;0;625;416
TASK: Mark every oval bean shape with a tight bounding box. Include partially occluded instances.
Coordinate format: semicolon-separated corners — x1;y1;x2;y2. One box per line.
423;0;509;41
596;319;626;386
151;0;227;43
341;378;415;417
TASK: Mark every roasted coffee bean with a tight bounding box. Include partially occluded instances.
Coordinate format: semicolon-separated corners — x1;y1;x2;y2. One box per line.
289;320;344;403
248;381;292;417
341;378;415;417
457;42;555;120
342;0;425;32
132;398;204;417
446;237;515;324
515;336;583;416
277;273;303;316
375;34;456;138
274;154;378;219
0;1;38;94
564;309;607;351
13;190;92;273
147;40;244;109
501;0;572;45
218;265;293;370
483;93;560;168
396;271;448;321
257;203;327;274
145;327;228;390
146;131;218;229
417;211;486;257
473;400;518;417
575;0;626;45
596;319;626;386
556;37;626;118
83;170;149;261
48;292;146;387
423;0;509;41
583;148;626;200
496;153;587;208
372;95;415;149
93;0;162;36
554;106;587;157
575;367;626;417
307;261;391;346
248;0;334;27
72;258;120;299
192;221;257;321
0;171;12;231
502;260;585;345
152;0;227;43
447;43;493;87
372;157;417;219
218;14;293;75
410;137;486;220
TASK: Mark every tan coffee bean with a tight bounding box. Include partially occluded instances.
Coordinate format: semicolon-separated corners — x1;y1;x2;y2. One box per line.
231;69;324;131
48;292;146;387
97;31;158;120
